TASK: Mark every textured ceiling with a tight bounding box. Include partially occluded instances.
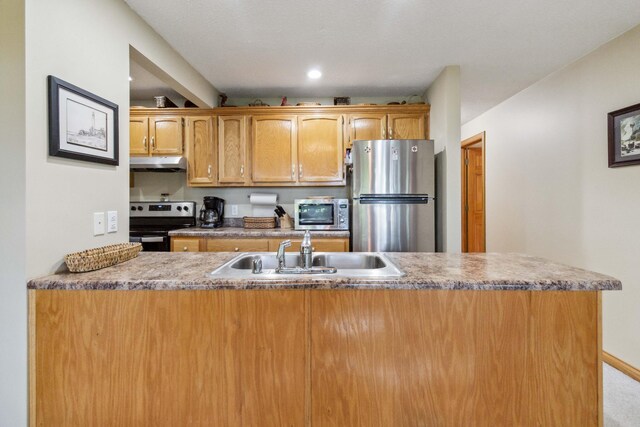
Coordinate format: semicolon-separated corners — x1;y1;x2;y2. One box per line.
124;0;640;123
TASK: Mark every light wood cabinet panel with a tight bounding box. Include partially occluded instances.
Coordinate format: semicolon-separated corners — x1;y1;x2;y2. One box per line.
297;115;344;183
186;116;216;186
32;290;305;426
129;116;149;155
171;237;201;252
387;113;426;139
218;116;248;184
251;115;297;183
206;238;269;252
348;113;387;147
149;116;183;155
267;238;348;252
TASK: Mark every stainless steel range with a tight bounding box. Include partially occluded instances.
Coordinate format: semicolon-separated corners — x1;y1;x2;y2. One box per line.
129;201;196;251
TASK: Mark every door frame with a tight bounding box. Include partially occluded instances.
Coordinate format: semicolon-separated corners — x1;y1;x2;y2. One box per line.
461;132;486;252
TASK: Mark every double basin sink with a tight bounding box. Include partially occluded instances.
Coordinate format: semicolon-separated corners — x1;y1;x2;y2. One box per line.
208;252;404;279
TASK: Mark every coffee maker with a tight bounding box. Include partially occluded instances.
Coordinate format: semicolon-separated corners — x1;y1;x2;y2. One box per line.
199;196;225;228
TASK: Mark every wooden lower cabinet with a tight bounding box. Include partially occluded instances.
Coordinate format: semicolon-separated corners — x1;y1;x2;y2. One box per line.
171;236;349;252
31;290;602;426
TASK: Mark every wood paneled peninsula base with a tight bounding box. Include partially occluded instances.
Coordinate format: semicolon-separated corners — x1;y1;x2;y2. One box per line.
28;253;621;426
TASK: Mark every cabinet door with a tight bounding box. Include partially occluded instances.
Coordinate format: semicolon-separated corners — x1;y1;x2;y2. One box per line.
297;115;345;183
129;116;149;155
149;116;183;155
186;116;216;186
348;114;387;147
251;115;297;183
218;116;248;184
387;113;426;139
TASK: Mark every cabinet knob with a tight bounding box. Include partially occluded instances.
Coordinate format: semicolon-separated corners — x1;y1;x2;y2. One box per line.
234;247;239;252
183;246;188;251
312;247;315;251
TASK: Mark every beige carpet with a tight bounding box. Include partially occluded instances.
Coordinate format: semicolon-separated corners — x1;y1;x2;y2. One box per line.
604;363;640;426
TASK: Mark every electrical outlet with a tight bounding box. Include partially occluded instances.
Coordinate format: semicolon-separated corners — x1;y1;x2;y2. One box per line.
230;205;239;216
107;211;118;233
93;212;105;236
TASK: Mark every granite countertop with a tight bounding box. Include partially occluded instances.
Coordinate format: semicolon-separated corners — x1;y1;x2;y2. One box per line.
28;252;621;291
169;227;350;238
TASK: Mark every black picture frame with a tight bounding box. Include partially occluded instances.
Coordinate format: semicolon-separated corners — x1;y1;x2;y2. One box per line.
608;102;640;168
48;75;119;166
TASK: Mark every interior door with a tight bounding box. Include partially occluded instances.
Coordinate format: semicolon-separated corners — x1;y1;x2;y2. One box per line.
461;133;486;253
129;116;149;155
387;113;426;139
251;115;297;183
297;115;344;183
150;116;183;154
218;116;247;184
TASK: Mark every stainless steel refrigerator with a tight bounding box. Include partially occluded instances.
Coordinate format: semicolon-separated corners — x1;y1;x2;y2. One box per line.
351;139;435;252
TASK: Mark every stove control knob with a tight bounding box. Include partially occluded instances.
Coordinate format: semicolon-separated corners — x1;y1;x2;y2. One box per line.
183;206;189;212
130;206;136;211
177;206;182;211
137;206;143;211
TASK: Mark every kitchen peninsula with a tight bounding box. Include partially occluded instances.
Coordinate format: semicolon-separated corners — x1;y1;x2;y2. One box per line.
28;252;621;426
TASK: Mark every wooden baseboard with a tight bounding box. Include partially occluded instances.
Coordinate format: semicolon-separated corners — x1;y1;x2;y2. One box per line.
603;351;640;382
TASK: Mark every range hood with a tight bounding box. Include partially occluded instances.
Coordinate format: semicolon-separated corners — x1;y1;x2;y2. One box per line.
129;156;187;172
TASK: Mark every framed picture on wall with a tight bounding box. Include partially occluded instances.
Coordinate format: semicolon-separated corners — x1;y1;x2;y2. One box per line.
48;75;119;165
608;102;640;168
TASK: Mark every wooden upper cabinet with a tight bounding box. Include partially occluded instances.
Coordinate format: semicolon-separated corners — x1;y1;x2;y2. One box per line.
186;116;216;186
251;115;297;183
387;113;426;139
129;116;149;155
218;116;248;184
297;115;344;183
348;113;387;147
149;116;183;155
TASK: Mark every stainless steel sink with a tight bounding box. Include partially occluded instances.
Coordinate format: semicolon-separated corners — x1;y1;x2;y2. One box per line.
208;252;404;279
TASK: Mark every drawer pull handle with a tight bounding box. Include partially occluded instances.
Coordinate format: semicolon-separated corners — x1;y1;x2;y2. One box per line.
151;136;155;150
207;165;212;178
234;247;239;252
183;246;188;251
143;136;147;149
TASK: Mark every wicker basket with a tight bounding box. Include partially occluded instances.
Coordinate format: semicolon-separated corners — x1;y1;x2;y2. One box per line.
64;243;142;273
243;216;276;229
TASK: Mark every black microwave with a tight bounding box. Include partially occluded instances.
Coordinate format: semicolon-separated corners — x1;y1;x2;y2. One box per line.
293;198;349;230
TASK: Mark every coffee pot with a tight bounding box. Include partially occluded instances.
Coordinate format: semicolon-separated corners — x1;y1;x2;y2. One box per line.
199;196;225;228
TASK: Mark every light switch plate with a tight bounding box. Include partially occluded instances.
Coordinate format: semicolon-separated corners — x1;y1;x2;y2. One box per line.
230;205;239;216
107;211;118;233
93;212;105;236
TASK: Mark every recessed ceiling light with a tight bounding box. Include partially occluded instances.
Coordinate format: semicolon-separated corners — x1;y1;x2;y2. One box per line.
307;69;322;79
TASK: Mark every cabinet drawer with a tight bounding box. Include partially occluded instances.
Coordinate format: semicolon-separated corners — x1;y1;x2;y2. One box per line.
206;239;269;252
267;238;348;252
171;237;201;252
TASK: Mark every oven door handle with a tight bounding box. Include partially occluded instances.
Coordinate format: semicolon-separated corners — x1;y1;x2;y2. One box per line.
140;236;165;243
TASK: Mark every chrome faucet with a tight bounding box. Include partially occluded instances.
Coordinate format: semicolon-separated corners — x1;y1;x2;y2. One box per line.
276;240;291;271
300;230;313;269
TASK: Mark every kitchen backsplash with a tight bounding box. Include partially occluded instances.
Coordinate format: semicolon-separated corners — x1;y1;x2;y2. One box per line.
130;172;349;217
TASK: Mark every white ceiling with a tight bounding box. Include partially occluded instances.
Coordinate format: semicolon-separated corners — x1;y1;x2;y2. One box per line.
125;0;640;123
129;59;187;104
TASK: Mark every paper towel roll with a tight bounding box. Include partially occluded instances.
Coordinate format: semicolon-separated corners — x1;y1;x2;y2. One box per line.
250;193;278;217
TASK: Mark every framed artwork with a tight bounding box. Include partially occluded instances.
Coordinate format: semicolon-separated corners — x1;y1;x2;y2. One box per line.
48;75;119;165
608;102;640;168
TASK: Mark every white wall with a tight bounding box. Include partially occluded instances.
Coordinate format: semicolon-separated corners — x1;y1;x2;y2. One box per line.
0;1;27;425
462;25;640;368
130;172;348;218
424;66;461;252
24;0;217;277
